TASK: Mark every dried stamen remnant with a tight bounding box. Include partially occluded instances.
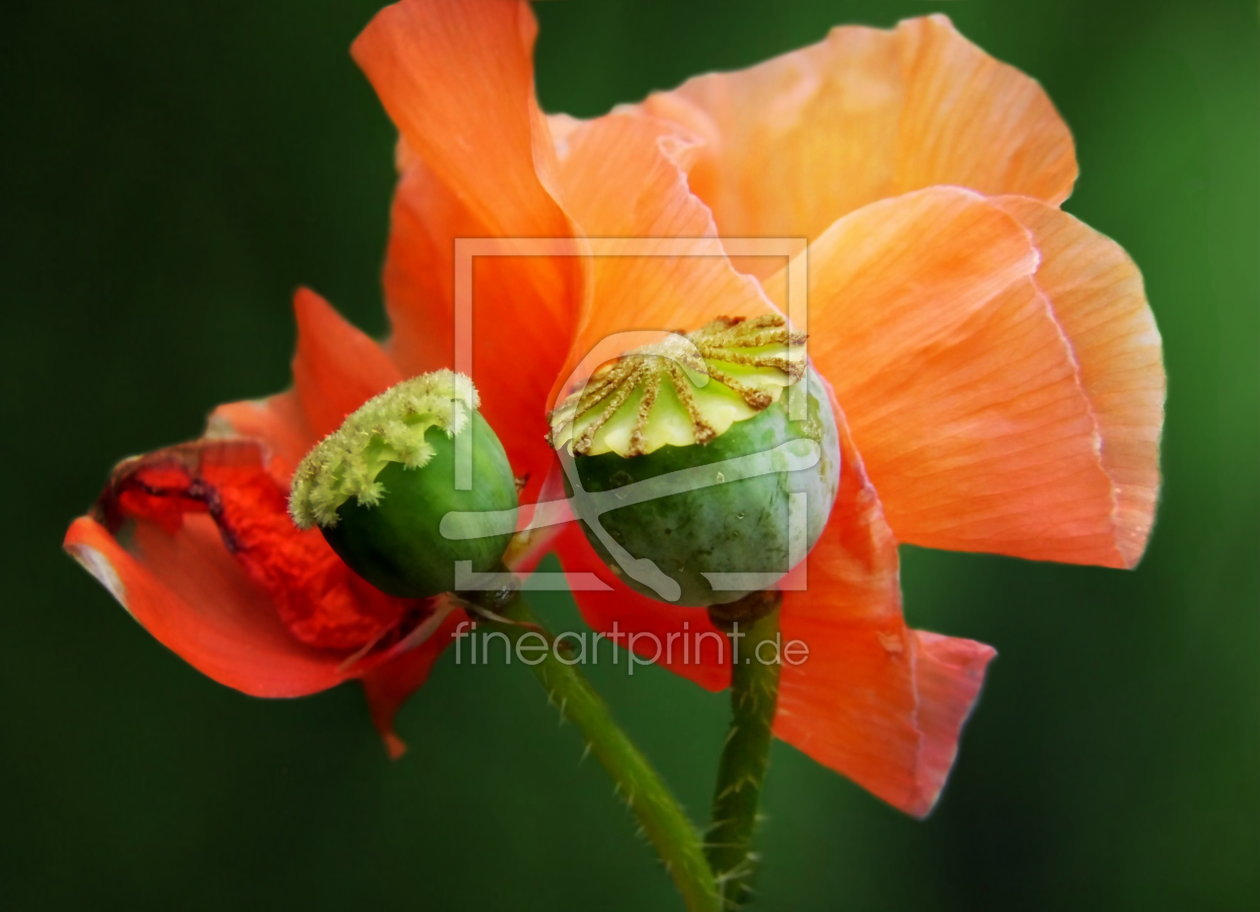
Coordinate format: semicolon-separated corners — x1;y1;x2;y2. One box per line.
550;314;807;458
290;370;519;599
290;369;479;530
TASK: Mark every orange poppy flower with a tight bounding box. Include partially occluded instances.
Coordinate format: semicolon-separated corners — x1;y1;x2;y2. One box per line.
537;11;1164;815
63;0;1163;818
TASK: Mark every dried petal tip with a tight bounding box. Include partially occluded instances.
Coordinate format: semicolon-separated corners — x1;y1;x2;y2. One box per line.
290;370;479;529
549;315;807;458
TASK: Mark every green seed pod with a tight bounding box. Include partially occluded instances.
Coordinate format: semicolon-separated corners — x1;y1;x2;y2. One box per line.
290;370;518;598
550;316;840;606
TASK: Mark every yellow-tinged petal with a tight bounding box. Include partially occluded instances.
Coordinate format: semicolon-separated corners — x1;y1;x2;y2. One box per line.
639;14;1076;275
995;196;1165;566
788;187;1159;566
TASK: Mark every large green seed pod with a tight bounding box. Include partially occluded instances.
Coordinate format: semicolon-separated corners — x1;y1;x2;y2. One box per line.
290;371;518;598
550;316;840;606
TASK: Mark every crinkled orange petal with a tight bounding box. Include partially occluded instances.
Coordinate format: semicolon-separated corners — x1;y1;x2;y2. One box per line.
356;0;581;500
552;113;775;383
772;394;994;816
908;630;996;806
639;14;1075;275
994;196;1165;566
65;514;353;697
775;614;994;818
792;187;1140;566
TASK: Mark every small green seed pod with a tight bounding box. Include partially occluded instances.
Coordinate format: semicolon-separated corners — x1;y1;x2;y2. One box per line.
290;370;518;598
550;316;840;606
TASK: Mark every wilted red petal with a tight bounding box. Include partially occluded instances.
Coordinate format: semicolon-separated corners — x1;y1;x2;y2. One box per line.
211;391;311;482
87;440;413;650
65;283;449;699
639;14;1075;276
65;511;351;697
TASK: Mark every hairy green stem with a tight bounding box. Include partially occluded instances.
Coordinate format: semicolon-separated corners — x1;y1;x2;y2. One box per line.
706;606;782;907
469;588;721;912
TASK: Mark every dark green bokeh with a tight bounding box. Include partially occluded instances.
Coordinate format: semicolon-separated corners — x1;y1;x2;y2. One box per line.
3;1;1256;909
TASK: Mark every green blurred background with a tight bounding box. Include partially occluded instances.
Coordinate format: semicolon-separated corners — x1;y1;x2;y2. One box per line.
4;0;1257;908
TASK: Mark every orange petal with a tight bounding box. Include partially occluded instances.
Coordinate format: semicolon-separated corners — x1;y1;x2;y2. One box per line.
380;164;465;377
210;289;403;479
995;196;1165;565
289;288;403;440
795;187;1139;566
383;163;579;504
65;514;352;697
553;113;775;383
775;617;994;818
908;630;996;804
352;0;564;240
640;14;1075;271
773;399;994;816
356;0;581;500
